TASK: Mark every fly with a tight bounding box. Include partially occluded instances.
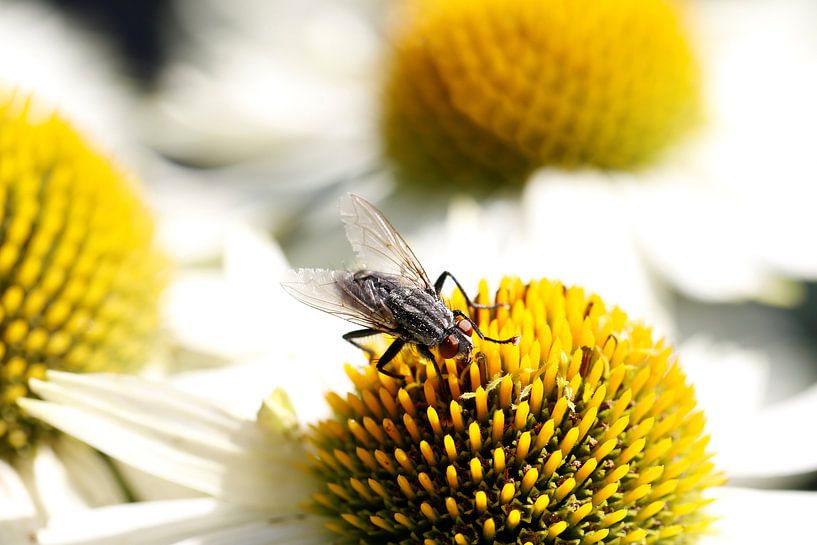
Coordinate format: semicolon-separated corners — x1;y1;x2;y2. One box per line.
281;193;519;379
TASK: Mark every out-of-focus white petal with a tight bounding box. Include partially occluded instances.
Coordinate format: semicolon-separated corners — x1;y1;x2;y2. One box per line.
0;459;39;545
408;173;672;335
680;337;817;481
0;460;36;517
163;270;236;356
222;223;290;296
715;383;817;480
703;487;817;545
632;181;776;303
680;338;769;434
147;163;254;264
693;0;817;200
20;372;314;513
163;520;328;545
170;358;335;424
39;497;327;545
2;376;134;538
520;174;672;329
148;135;380;266
38;498;262;545
0;1;135;155
163;224;355;419
163;224;292;358
145;0;381;165
114;462;203;503
24;371;333;545
634;0;817;302
19;442;125;520
50;439;127;508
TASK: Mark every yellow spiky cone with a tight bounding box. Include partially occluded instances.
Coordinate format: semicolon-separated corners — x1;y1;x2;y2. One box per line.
383;0;701;189
0;93;166;458
309;277;723;544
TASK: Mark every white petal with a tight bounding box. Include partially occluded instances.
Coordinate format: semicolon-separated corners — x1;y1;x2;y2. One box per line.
163;223;343;367
146;0;380;164
38;498;263;545
704;487;817;545
51;438;127;508
163;270;251;359
0;2;135;155
165;221;356;422
26;443;115;518
114;462;203;502
21;372;315;512
165;519;328;545
678;331;817;481
161;222;293;359
0;460;36;517
713;383;817;480
170;357;340;424
37;487;816;545
0;460;39;545
632;182;773;302
403;174;672;335
222;223;290;304
39;497;329;545
149;164;252;264
521;174;672;330
159;212;357;420
635;0;817;300
27;372;253;442
679;338;769;446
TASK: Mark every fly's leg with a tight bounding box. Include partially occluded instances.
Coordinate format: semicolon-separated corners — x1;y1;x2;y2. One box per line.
452;310;520;345
344;329;405;379
342;328;381;357
434;271;507;310
418;344;444;379
375;339;407;379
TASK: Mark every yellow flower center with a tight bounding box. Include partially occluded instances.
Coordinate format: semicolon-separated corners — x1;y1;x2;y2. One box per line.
0;93;166;459
382;0;701;189
309;277;723;544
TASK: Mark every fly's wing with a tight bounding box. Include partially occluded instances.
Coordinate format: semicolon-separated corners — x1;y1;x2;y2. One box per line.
340;193;433;290
281;268;398;331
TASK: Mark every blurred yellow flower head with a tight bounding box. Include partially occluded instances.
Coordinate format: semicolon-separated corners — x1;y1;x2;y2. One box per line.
310;277;722;544
383;0;701;189
0;92;166;458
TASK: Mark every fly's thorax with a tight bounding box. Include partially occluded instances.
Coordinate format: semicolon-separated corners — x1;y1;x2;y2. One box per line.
386;287;454;345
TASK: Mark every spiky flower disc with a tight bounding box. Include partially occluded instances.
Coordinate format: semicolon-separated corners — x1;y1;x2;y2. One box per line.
310;277;723;544
382;0;701;189
0;94;165;458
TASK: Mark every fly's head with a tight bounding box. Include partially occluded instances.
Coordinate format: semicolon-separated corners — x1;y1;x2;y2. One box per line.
438;318;476;361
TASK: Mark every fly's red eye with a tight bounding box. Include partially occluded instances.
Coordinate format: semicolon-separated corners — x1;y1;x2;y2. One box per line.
456;319;473;336
439;335;459;359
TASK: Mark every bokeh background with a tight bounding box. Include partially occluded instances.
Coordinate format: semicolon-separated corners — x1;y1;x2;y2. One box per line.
3;0;815;512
